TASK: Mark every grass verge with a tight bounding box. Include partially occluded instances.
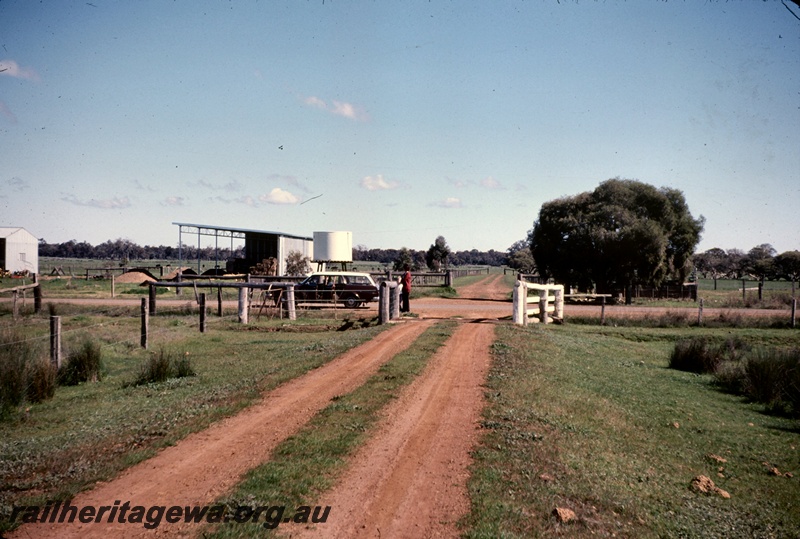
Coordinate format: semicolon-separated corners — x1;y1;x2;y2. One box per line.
465;324;800;538
205;320;457;538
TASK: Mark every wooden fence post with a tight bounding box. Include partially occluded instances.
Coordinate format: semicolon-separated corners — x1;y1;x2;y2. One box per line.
34;284;42;314
199;293;207;333
217;286;223;317
554;286;564;322
600;296;606;326
758;281;763;301
12;291;19;320
697;298;704;326
512;280;524;325
791;298;796;329
111;275;115;298
238;287;249;324
742;279;746;303
286;285;296;321
378;281;391;325
390;282;400;320
148;283;157;315
140;298;148;349
539;293;549;324
50;315;62;369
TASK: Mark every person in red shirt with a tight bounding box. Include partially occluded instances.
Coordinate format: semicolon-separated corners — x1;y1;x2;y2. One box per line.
401;265;412;313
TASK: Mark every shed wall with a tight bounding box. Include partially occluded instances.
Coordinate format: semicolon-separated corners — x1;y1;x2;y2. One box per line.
0;228;39;274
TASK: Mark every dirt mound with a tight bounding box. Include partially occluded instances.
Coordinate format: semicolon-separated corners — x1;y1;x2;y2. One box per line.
115;271;156;284
163;267;196;280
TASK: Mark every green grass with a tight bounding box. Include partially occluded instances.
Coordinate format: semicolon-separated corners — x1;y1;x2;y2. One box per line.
0;307;386;533
465;324;800;538
205;321;457;538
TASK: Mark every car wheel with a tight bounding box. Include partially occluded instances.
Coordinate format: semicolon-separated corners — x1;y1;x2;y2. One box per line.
343;296;361;308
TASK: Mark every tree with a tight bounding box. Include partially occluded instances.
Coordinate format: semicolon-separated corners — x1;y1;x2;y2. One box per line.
775;250;800;297
393;247;415;271
425;236;451;271
693;247;729;289
284;250;311;276
744;243;777;281
506;239;536;273
529;178;704;294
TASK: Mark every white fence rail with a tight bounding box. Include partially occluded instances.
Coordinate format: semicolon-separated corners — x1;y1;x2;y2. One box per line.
512;281;564;325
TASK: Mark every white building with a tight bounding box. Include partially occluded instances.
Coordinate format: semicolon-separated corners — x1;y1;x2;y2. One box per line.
0;227;39;275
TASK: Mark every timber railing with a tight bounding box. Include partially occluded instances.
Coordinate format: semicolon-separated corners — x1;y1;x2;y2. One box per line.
512;281;564;325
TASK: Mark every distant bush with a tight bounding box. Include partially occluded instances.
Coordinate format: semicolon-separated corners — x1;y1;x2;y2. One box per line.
125;348;195;387
58;337;103;386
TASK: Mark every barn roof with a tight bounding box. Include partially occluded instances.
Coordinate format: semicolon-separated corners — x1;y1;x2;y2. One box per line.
172;222;312;241
0;227;36;239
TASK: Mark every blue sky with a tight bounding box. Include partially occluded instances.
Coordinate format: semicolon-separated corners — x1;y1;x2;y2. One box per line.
1;0;798;255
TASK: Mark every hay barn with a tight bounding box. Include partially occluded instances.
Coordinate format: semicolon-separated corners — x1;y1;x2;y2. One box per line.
173;222;313;276
0;227;39;275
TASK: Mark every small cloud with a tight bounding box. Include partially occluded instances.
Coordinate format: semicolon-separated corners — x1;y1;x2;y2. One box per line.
6;177;29;192
481;176;504;190
302;95;368;121
447;177;473;189
430;197;463;209
0;60;40;81
0;101;18;124
134;180;156;192
162;196;185;207
260;187;299;205
61;194;131;209
236;196;258;207
304;96;327;109
268;173;312;194
191;179;242;191
361;174;398;191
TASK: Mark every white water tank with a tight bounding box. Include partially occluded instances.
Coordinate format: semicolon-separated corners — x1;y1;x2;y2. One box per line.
313;231;353;261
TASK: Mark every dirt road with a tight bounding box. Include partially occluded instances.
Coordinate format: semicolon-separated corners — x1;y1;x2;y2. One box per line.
288;322;493;539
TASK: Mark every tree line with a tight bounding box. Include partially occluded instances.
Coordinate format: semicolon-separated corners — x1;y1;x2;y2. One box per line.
38;238;244;263
38;237;509;268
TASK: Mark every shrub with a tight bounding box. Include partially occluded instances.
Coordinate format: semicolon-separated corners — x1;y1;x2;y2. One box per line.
669;337;721;374
743;348;800;416
26;358;57;403
58;337;103;386
1;328;54;419
126;349;195;387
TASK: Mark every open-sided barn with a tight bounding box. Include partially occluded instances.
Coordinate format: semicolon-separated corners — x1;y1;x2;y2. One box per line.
0;227;39;275
173;222;313;276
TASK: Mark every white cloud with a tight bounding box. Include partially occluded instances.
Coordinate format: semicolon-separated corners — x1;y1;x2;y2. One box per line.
192;179;242;191
447;177;472;189
360;174;398;191
6;177;29;192
0;101;17;124
0;60;39;81
260;188;299;205
304;96;327;109
236;196;258;207
303;95;368;121
61;194;131;209
431;197;463;209
481;176;504;190
162;196;185;207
